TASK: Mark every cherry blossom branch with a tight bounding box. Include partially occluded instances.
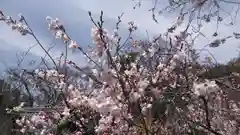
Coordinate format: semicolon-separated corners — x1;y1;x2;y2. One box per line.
200;96;211;129
21;16;59;71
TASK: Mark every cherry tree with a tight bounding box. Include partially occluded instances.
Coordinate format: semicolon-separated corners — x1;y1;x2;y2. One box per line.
0;1;240;134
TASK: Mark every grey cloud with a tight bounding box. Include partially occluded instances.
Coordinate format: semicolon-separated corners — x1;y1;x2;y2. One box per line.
0;0;137;49
0;0;142;72
0;39;42;74
0;0;239;72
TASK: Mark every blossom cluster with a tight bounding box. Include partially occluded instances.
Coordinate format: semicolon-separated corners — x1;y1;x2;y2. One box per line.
0;11;29;35
1;10;240;135
46;16;79;49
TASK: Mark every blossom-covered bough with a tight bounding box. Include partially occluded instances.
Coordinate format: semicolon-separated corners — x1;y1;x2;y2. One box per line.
0;5;240;135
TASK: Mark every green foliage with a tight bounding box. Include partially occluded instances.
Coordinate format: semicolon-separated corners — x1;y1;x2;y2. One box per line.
56;119;79;135
119;52;139;72
199;57;240;79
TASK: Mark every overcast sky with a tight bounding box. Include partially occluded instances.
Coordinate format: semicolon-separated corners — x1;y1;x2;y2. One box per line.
0;0;240;73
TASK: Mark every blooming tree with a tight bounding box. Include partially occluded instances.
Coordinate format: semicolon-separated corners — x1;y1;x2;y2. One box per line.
1;2;240;134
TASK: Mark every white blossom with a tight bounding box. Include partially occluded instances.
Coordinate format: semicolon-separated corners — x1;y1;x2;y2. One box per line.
193;80;219;96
